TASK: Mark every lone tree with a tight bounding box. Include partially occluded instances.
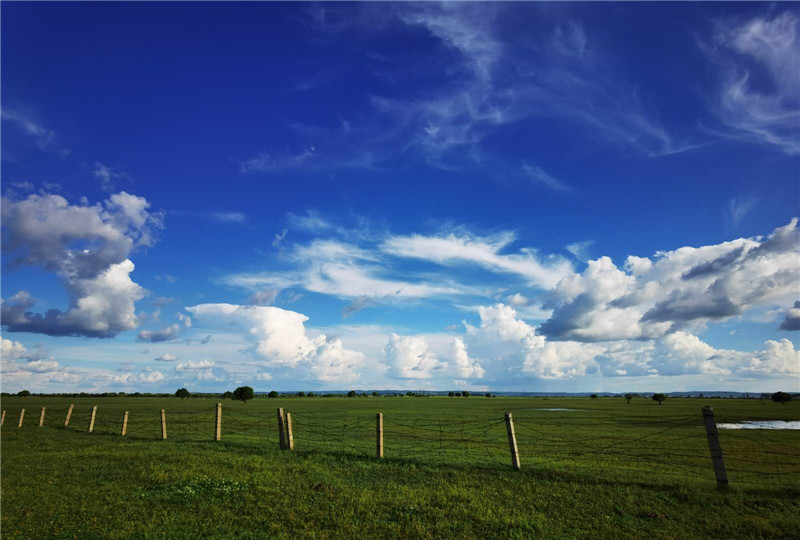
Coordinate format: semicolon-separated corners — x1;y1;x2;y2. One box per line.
347;390;357;397
268;390;278;399
590;393;599;399
175;388;190;399
233;386;254;404
624;393;634;404
448;391;455;397
17;390;31;397
772;391;792;404
463;391;470;398
652;393;667;406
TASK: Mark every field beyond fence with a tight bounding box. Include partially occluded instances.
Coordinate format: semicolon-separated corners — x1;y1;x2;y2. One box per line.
2;396;798;491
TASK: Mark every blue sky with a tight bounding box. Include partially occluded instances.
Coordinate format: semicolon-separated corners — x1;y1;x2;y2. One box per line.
2;2;798;393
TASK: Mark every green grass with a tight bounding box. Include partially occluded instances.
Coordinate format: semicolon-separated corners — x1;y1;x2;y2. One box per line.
2;396;798;539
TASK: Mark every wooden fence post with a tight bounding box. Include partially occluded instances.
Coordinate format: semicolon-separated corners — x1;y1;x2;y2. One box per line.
121;411;129;436
161;409;167;440
285;412;294;451
505;412;521;471
702;406;728;489
18;409;25;428
215;403;222;441
376;413;384;458
39;407;46;427
88;406;97;433
277;408;286;449
1;410;5;426
64;404;74;426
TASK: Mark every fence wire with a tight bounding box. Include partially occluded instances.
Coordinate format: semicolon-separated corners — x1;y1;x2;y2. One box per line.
2;404;798;489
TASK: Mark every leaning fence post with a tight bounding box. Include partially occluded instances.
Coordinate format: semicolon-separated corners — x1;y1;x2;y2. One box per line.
64;404;74;426
505;412;521;471
1;410;5;426
702;406;728;489
39;407;46;427
277;408;286;449
18;409;25;428
121;411;129;436
88;406;97;433
376;413;384;458
215;403;222;441
285;412;294;451
161;409;167;440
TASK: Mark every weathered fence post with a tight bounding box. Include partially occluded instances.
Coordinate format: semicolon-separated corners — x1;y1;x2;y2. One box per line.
121;411;129;436
702;406;728;489
161;409;167;440
285;412;294;451
88;406;97;433
1;410;5;426
277;408;286;449
505;412;521;471
64;404;74;426
18;409;25;428
215;403;222;441
376;413;384;458
39;407;46;427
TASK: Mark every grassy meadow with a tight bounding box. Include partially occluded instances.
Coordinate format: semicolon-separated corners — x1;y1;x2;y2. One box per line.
1;395;798;539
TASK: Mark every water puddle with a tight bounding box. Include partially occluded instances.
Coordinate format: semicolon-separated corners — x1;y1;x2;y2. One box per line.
717;420;800;430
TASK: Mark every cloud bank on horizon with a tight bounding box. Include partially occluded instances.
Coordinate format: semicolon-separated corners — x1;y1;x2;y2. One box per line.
1;2;798;393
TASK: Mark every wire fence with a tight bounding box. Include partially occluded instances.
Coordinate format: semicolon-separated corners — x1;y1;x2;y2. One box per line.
2;404;798;490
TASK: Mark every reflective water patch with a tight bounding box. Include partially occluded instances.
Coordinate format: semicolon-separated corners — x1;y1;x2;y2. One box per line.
717;420;800;430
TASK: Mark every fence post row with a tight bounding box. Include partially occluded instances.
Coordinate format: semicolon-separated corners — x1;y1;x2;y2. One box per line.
161;409;167;440
88;406;97;433
376;413;384;459
505;412;521;471
285;412;294;451
39;407;46;427
215;403;222;441
18;409;25;428
121;411;129;436
1;410;6;426
277;408;286;450
64;404;74;426
701;406;728;489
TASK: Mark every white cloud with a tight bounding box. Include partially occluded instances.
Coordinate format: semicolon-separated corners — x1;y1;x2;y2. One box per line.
381;230;573;289
449;338;484;378
565;240;594;263
540;219;800;341
155;353;178;362
521;163;571;193
1;191;162;337
186;303;364;382
138;324;181;343
707;12;800;154
93;162;132;192
385;333;446;379
210;212;247;224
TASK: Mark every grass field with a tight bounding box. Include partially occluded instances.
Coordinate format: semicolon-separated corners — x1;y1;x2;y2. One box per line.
1;396;798;539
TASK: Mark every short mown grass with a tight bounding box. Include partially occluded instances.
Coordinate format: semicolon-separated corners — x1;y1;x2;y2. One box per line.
2;396;798;539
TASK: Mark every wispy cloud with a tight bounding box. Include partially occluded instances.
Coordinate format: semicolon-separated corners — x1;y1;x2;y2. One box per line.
1;108;70;157
703;12;800;155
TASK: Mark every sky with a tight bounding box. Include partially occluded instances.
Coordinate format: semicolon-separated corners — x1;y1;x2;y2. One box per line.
1;2;799;394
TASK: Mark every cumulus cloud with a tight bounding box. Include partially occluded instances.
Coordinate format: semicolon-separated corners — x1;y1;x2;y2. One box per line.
187;303;364;382
462;302;799;380
779;301;800;331
1;191;163;337
539;219;800;342
449;338;484;378
385;333;446;379
155;353;178;362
